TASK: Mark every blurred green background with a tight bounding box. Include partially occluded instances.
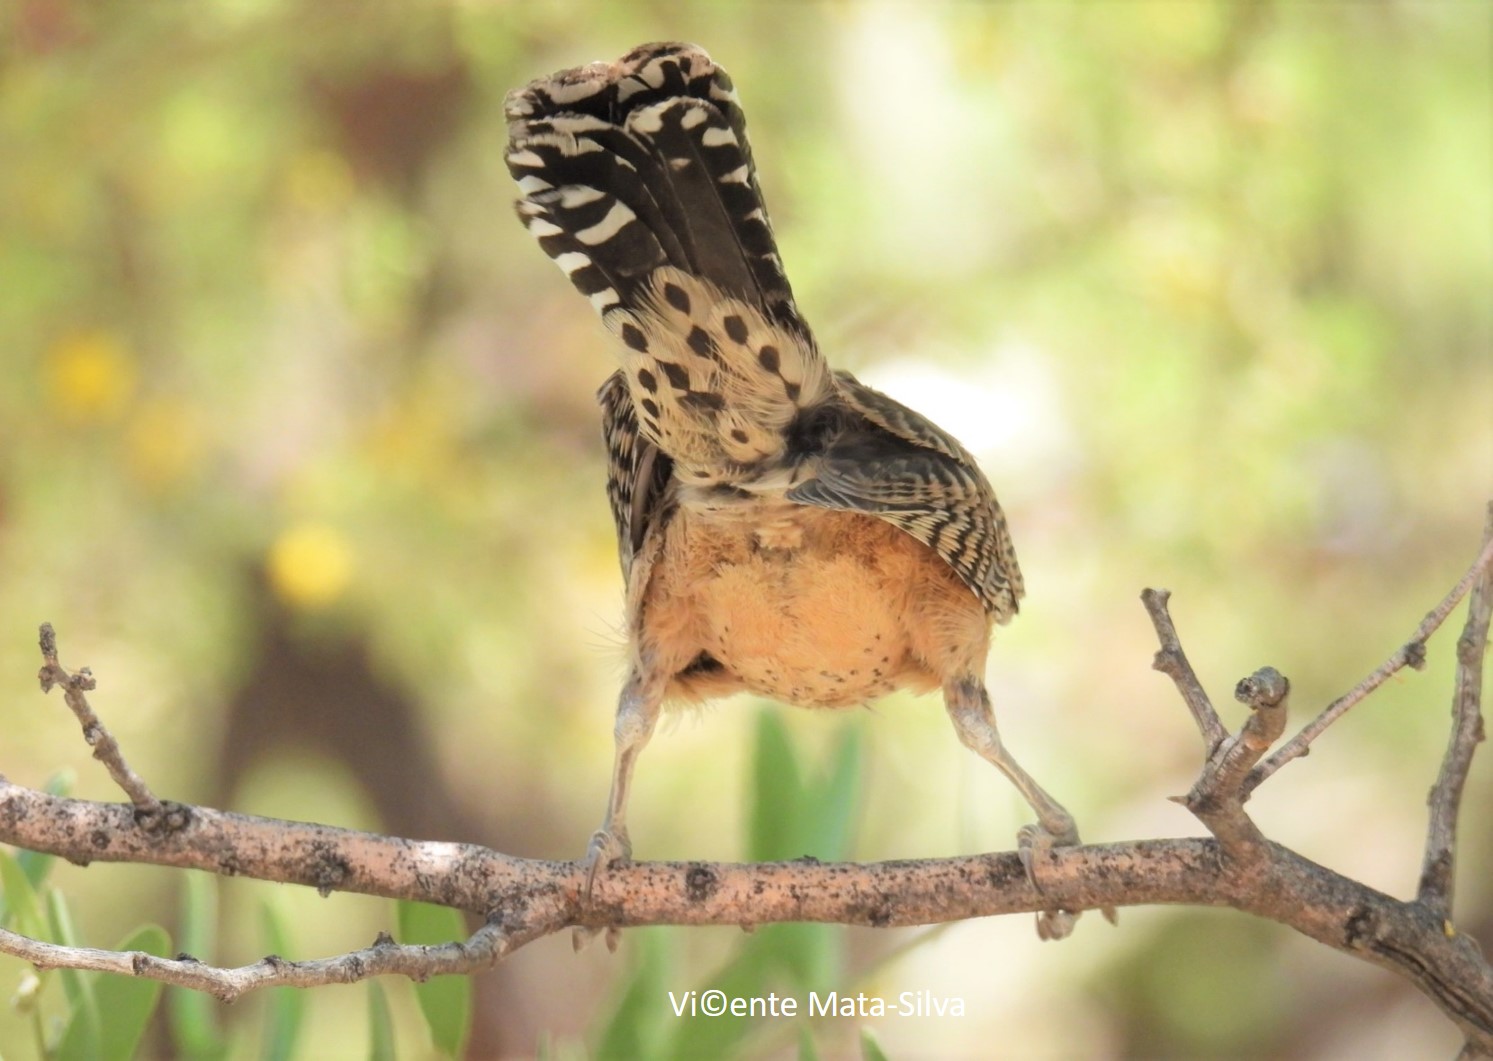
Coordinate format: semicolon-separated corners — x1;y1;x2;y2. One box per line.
2;1;1490;1057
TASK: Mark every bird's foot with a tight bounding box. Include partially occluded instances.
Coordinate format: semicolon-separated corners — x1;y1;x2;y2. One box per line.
573;828;630;952
1017;821;1115;941
583;827;632;898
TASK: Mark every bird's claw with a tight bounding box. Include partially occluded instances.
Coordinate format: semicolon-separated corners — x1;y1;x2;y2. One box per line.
583;827;632;900
1017;821;1084;941
1035;907;1079;941
571;924;622;952
573;828;631;951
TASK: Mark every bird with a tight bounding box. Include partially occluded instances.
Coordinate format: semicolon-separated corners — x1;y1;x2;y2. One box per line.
505;42;1083;938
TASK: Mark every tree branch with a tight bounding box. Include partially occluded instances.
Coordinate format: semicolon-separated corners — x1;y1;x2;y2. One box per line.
0;921;516;1003
4;504;1492;1054
1246;527;1493;794
35;623;180;831
1171;666;1290;856
1420;502;1493;916
1;779;1489;1045
1142;588;1229;752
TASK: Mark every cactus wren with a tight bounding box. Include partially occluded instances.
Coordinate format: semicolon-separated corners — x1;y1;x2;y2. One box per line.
507;43;1082;936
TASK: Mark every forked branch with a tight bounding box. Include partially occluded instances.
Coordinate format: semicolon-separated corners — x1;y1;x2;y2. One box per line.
1246;520;1493;794
3;506;1492;1052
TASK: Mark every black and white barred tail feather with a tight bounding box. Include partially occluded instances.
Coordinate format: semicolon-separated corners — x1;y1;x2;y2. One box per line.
509;43;1024;621
505;42;802;335
507;43;831;479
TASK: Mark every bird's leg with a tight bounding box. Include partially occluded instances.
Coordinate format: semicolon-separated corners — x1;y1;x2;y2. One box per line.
586;672;663;897
573;672;663;952
944;676;1083;940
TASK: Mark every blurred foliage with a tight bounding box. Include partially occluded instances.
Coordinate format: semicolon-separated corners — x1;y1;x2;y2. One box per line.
367;980;397;1061
170;872;229;1060
259;901;307;1061
591;712;862;1059
1;1;1490;1058
1;774;168;1061
396;899;473;1058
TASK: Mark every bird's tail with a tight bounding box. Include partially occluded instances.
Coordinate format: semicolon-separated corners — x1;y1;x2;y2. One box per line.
505;43;830;474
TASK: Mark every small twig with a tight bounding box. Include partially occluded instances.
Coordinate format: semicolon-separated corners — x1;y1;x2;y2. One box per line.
0;920;513;1003
1173;667;1290;854
1142;588;1229;752
1419;503;1493;917
1246;525;1493;795
36;623;174;827
1219;668;1291;790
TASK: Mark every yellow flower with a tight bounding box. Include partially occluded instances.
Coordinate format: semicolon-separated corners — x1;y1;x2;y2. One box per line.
43;330;137;425
267;522;354;609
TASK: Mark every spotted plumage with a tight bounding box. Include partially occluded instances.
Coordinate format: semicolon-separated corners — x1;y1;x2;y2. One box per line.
508;43;1081;938
506;42;1021;618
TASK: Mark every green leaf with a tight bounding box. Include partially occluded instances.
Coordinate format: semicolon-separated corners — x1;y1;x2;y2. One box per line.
748;711;864;864
798;1023;822;1061
48;889;99;1031
259;902;305;1061
0;848;46;936
14;849;57;900
367;980;396;1061
657;713;864;1060
100;924;170;1061
761;922;835;994
171;872;227;1060
55;923;169;1061
783;723;863;990
748;710;806;862
44;770;76;798
595;928;670;1061
45;887;101;1058
660;933;783;1061
746;716;863;993
804;723;863;862
395;900;472;1058
860;1027;892;1061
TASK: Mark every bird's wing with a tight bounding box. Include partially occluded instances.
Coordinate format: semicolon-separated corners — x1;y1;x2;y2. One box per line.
787;372;1025;620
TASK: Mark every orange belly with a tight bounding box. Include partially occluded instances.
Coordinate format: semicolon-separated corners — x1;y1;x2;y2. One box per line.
637;506;991;708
